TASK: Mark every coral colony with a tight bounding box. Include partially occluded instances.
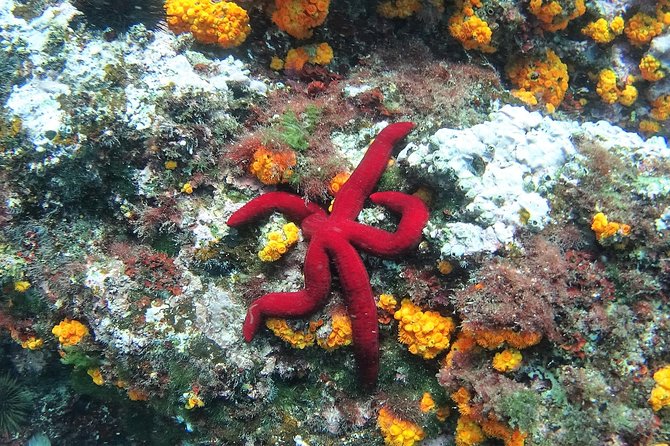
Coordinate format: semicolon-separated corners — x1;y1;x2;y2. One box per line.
1;0;670;445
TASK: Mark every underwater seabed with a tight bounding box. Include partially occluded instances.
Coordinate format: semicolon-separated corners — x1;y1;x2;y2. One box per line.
0;0;669;444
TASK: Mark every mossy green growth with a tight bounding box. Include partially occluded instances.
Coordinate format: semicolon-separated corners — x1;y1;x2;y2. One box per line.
497;389;540;433
274;105;321;152
60;346;100;370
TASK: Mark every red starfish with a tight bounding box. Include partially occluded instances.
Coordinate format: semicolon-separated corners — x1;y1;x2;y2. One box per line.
227;123;429;387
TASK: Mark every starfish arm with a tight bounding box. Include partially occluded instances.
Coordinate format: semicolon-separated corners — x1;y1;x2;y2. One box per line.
329;122;414;221
324;238;379;388
242;238;331;341
227;191;325;227
343;191;429;257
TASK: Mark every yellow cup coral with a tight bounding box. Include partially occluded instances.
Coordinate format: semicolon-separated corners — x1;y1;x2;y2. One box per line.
317;311;353;350
591;212;631;240
624;12;664;46
455;416;486;446
272;0;330;39
14;280;30;292
640;54;666;82
394;298;455;359
52;319;89;346
377;0;422;18
164;0;251;48
448;7;495;53
507;49;569;113
20;336;43;350
596;69;638;106
258;222;300;262
266;318;318;348
581;17;624;43
650;365;670;411
528;0;585;31
249;146;297;185
87;367;104;386
377;406;425;446
492;348;523;372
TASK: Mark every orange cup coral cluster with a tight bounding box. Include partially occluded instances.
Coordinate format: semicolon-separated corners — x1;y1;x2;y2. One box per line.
272;0;330;39
266;318;319;349
595;69;638;106
649;365;670;411
640;55;666;82
276;42;334;72
394;298;455;359
52;319;89;346
448;0;495;53
528;0;585;32
452;387;527;446
258;222;300;262
591;212;631;241
507;49;569;113
581;16;624;43
164;0;251;48
328;171;350;196
316;311;353;350
377;407;425;446
377;0;422;18
249;146;297;185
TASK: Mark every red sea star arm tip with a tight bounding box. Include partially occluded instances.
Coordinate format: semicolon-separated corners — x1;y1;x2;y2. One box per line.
226;191;324;227
330;122;415;220
343;191;429;256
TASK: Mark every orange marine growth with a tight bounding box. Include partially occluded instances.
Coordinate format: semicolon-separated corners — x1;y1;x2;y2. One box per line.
507;49;569;113
394;298;455;359
649;365;670;411
317;310;353;350
52;319;89;346
377;0;422;18
249;146;297;185
528;0;585;31
272;0;330;39
463;326;542;350
377;406;425;446
164;0;251;48
591;212;631;240
266;318;318;348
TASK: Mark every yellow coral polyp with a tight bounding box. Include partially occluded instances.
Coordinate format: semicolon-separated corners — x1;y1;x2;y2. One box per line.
258;222;300;262
87;367;104;386
14;280;30;292
249;146;297;185
377;0;422;19
266;318;317;348
272;0;330;39
596;69;638;106
52;319;89;346
492;348;523;372
377;407;425;446
650;365;670;411
640;119;661;134
507;49;569;113
164;0;251;48
377;293;398;313
640;54;666;81
394;298;455;359
317;311;353;350
328;172;350;196
624;12;664;46
419;392;436;413
284;43;334;71
591;212;631;240
21;336;43;350
529;0;585;31
448;13;495;53
651;94;670;121
464;327;542;350
184;390;205;409
455;416;486;446
581;17;624;43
